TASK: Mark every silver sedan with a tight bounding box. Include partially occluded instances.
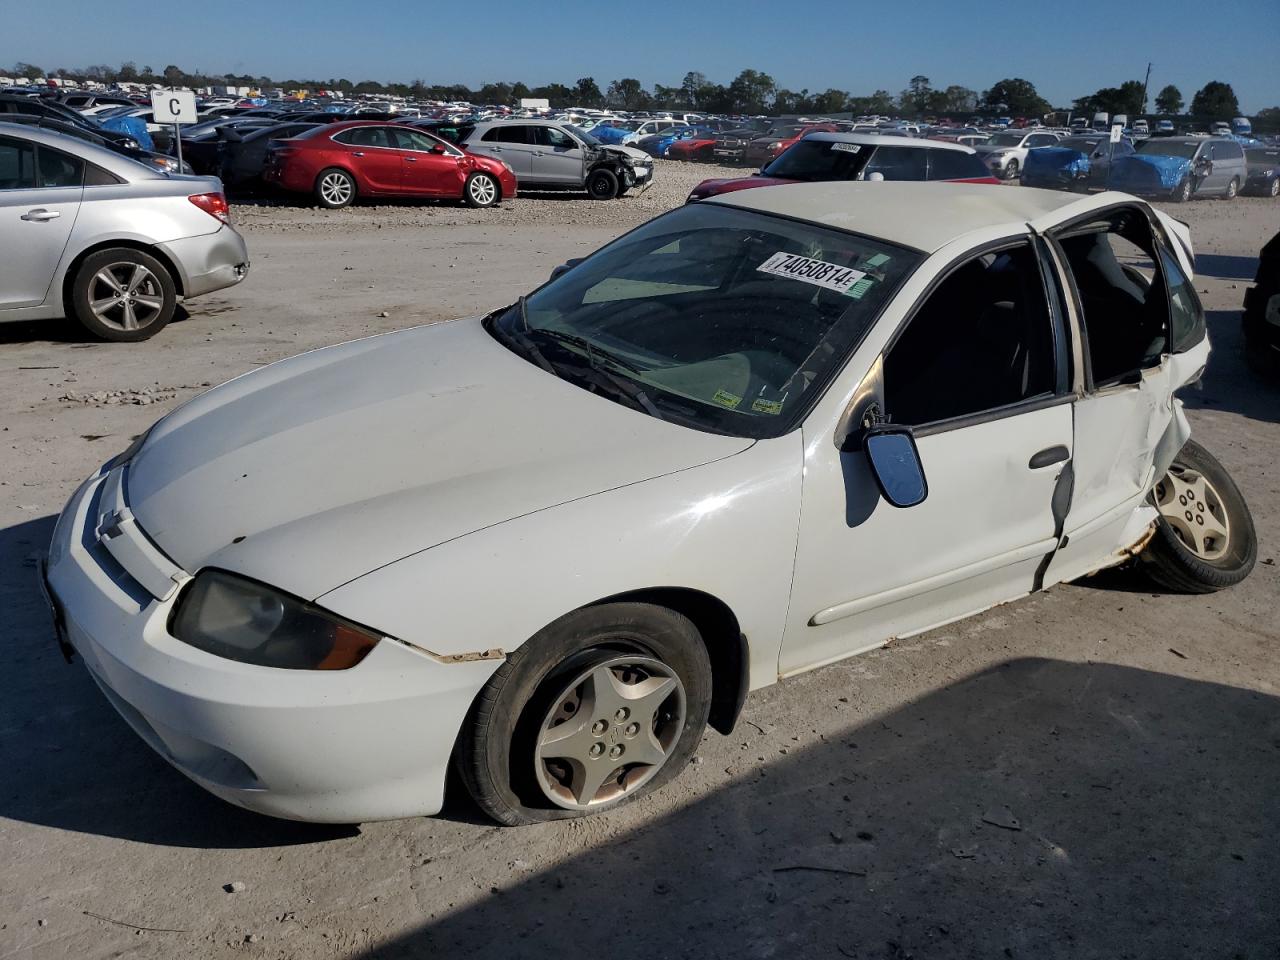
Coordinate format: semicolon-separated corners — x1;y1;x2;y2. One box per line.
0;122;249;341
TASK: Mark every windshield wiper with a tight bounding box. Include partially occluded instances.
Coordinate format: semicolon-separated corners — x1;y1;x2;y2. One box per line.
530;327;646;375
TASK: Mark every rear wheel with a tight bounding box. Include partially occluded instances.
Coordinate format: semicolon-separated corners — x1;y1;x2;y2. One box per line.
1141;440;1256;593
586;167;620;200
1171;177;1193;202
315;168;356;209
69;248;176;342
457;603;712;825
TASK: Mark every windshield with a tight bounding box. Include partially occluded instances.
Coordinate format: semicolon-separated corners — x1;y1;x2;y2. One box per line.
762;138;870;181
987;133;1024;147
1136;140;1199;159
488;203;919;439
766;125;805;139
567;124;602;146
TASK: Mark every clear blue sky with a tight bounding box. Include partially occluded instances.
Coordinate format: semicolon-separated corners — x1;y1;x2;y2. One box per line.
6;0;1278;112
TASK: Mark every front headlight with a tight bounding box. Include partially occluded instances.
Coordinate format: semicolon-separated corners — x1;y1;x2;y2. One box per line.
171;569;381;670
150;156;179;173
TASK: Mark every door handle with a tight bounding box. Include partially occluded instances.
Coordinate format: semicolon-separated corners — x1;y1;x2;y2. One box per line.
405;156;417;162
351;151;365;157
1028;445;1070;469
21;208;61;222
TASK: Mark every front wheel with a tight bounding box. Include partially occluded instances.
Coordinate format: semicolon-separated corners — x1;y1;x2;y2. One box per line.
1269;177;1280;198
1004;158;1020;180
1141;440;1257;593
1223;177;1239;200
586;167;620;200
463;172;499;208
456;603;712;825
69;248;176;342
1171;177;1193;203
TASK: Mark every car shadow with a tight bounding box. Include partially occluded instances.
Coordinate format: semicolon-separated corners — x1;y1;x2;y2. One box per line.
355;657;1280;960
1179;309;1280;423
0;514;357;849
1194;253;1259;281
0;306;193;346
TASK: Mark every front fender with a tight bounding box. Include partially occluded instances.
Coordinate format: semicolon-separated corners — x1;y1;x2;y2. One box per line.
318;435;803;692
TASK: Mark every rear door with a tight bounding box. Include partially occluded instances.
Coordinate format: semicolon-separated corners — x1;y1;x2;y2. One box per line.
333;126;405;193
470;125;534;179
0;135;82;310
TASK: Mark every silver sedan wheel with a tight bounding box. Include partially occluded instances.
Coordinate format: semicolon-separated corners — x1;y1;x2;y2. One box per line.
320;172;353;206
468;175;496;205
534;654;686;811
1154;465;1231;560
88;262;165;332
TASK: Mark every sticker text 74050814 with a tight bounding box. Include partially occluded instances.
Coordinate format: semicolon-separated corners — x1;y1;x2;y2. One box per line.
756;252;867;295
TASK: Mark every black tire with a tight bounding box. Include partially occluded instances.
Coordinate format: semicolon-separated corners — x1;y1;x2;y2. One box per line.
1141;439;1257;593
1221;177;1239;200
68;247;176;342
456;602;712;826
1004;158;1020;181
586;167;620;200
1244;332;1280;377
314;167;356;209
1171;177;1193;203
463;172;499;208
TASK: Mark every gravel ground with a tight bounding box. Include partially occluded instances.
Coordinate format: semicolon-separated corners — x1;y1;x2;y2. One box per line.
229;158;749;231
1;175;1278;960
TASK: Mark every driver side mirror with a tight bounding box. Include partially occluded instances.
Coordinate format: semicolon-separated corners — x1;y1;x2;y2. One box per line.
430;142;447;154
864;427;928;508
1196;157;1212;173
550;257;584;281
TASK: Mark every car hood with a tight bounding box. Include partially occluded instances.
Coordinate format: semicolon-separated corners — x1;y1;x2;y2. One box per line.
973;143;1015;155
596;143;650;164
127;318;752;600
1025;146;1089;169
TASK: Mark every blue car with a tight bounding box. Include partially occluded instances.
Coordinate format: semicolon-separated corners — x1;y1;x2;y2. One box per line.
1020;135;1134;191
635;124;718;158
589;121;642;145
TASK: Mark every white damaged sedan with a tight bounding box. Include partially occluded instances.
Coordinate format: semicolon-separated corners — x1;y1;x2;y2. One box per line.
42;183;1256;825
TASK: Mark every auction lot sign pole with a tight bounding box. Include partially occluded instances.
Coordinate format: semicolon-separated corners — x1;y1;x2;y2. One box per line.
150;89;197;169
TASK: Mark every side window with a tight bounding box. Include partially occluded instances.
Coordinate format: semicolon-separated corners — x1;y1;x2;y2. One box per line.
36;146;84;187
882;242;1058;427
1160;247;1205;353
0;136;37;189
393;129;439;152
495;125;529;144
1056;211;1170;386
864;146;928;181
928;150;988;181
534;126;576;149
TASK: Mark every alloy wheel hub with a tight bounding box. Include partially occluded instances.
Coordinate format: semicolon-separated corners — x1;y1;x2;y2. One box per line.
1154;466;1231;560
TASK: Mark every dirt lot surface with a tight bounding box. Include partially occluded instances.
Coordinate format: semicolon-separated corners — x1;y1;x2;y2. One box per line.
2;160;1278;960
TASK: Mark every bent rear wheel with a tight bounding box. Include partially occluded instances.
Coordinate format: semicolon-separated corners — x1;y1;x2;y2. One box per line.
69;248;176;342
457;602;712;825
1141;440;1256;593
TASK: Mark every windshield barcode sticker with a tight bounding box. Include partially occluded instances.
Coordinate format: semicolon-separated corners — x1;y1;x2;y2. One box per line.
830;142;861;153
757;253;867;294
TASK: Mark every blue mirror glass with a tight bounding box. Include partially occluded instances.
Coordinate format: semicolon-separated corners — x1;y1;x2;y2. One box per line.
865;431;928;507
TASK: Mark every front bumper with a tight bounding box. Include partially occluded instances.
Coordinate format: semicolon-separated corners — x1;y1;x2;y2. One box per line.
712;145;747;163
157;225;250;300
42;466;499;823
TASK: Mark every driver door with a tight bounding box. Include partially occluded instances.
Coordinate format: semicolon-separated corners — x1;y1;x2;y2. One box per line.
781;238;1074;676
531;126;585;186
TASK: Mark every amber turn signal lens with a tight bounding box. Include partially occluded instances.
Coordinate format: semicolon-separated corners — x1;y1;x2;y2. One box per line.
316;623;380;670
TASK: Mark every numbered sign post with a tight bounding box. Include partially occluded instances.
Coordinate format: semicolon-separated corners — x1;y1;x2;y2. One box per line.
1107;123;1123;190
150;89;198;169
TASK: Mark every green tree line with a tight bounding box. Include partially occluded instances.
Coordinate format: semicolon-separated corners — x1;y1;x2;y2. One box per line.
9;61;1273;123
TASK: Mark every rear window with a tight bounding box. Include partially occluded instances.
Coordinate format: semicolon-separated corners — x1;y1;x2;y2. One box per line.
37;146;84;187
482;125;529;144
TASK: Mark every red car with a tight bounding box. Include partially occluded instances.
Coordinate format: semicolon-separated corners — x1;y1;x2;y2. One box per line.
667;134;720;162
689;133;999;201
264;121;517;209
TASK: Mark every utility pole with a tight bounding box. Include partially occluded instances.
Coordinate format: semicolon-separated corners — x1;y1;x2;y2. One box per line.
1140;62;1152;115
